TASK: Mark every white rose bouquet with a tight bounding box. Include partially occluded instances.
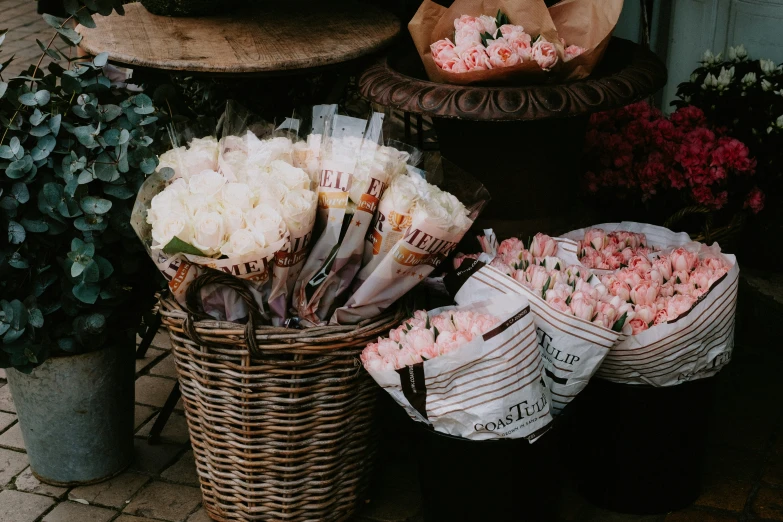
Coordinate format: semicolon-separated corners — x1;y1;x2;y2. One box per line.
331;158;489;325
296;142;416;324
132;108;318;323
133;104;491;328
293;111;385;324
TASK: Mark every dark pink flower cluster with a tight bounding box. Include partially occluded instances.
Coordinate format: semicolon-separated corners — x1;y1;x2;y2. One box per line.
583;102;763;213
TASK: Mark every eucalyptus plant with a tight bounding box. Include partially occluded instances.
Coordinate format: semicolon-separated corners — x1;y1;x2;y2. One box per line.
0;2;164;372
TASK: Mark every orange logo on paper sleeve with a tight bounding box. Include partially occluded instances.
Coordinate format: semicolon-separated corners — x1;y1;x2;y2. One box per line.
168;261;191;293
388;211;412;232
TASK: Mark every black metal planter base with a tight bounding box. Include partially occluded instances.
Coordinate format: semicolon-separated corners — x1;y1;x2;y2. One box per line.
414;423;562;522
566;378;716;515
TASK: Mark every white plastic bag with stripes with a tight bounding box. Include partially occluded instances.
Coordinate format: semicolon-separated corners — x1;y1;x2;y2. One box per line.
559;222;739;386
446;258;621;414
365;294;553;440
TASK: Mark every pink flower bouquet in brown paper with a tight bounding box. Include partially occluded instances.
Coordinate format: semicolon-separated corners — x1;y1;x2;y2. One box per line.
409;0;624;85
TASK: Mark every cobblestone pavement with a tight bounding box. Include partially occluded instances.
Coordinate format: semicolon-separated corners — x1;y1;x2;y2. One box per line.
1;0;55;79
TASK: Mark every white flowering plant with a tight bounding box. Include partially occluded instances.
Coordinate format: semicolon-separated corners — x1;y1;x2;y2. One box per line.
673;45;783;258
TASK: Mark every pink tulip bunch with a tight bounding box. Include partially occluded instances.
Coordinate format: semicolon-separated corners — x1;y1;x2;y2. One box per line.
360;309;500;371
600;245;730;334
577;228;657;269
462;233;626;330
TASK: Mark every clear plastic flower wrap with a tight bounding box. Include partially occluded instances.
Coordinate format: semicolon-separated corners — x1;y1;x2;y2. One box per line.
131;101;318;323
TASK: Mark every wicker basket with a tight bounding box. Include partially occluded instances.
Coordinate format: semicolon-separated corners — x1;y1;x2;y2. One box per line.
159;270;403;521
664;206;746;252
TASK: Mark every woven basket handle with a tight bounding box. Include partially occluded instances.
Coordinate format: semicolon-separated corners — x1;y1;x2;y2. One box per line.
183;268;261;356
664;206;714;241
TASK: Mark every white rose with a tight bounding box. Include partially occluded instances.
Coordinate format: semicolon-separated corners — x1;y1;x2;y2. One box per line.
183;193;218;220
191;210;226;256
248;136;294;165
219;135;247;155
385;174;420;213
221;182;254;210
246;204;286;249
147;184;187;226
269;160;311;190
413;197;450;231
222;206;246;236
157;146;187;178
217;149;249;183
182;137;219;178
189;169;226;196
280;189;317;233
151;212;192;249
243;167;267;189
254;178;288;208
220;229;259;258
413;185;472;235
292;141;320;186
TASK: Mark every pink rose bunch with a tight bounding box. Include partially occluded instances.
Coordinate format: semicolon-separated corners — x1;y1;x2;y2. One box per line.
598;242;731;335
560;38;586;62
472;233;626;330
430;12;578;73
577;228;658;270
360;309;500;371
583;102;762;213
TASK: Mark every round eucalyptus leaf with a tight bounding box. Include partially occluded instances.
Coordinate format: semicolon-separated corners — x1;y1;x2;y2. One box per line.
80;196;112;215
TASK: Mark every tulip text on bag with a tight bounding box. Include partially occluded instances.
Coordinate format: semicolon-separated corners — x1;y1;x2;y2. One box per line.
361;295;554;441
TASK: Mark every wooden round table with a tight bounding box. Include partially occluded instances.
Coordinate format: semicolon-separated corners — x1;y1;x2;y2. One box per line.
77;1;400;76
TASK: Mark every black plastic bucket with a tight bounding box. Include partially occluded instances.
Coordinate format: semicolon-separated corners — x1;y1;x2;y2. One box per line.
414;423;561;521
568;377;716;515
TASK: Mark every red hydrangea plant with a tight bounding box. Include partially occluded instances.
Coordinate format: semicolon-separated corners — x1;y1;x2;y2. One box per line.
582;102;762;214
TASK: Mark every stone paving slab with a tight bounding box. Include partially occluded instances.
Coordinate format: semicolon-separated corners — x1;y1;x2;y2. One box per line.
0;489;55;522
15;468;68;499
68;471;150;509
122;481;202;522
0;0;54;79
41;502;116;522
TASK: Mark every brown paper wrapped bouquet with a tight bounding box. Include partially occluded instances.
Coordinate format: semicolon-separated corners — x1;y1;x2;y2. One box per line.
409;0;624;85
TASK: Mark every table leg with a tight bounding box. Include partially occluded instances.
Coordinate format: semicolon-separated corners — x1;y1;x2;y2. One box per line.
147;383;181;445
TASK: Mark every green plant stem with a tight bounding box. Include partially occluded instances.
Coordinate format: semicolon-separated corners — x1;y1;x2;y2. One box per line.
0;103;23;146
1;10;82;146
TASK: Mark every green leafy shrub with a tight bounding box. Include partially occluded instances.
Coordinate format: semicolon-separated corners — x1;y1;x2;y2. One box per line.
0;2;163;372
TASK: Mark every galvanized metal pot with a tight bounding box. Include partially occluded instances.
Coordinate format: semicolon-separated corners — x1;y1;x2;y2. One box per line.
6;341;135;486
